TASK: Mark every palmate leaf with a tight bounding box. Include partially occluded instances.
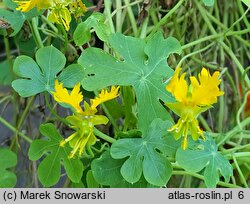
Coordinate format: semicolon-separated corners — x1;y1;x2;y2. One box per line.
92;151;125;187
0;148;17;187
12;46;84;97
78;32;181;133
28;123;84;187
91;150;153;187
176;134;233;187
110;119;180;186
73;12;110;46
0;0;42;36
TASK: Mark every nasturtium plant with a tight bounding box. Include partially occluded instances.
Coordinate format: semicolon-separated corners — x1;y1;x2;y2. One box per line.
73;12;110;46
78;32;182;133
1;0;249;189
0;0;42;36
28;123;84;187
12;46;84;97
176;134;233;187
110;119;180;186
0;148;17;188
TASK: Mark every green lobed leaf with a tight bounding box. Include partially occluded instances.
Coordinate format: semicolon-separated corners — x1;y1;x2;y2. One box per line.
28;123;84;187
73;12;110;46
176;134;233;187
0;0;42;36
0;148;17;187
12;46;84;97
110;119;180;186
92;150;126;187
241;0;250;7
0;8;25;36
78;32;181;133
4;0;18;10
91;150;153;187
202;0;214;6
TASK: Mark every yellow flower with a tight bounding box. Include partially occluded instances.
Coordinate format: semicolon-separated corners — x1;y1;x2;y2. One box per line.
165;67;224;149
15;0;87;31
69;0;87;19
62;104;108;158
52;80;119;158
48;4;72;31
14;0;51;12
51;79;83;113
90;86;120;109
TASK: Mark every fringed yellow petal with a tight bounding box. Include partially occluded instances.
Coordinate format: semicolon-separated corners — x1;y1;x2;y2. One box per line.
190;68;224;106
166;67;188;103
166;67;224;150
14;0;50;12
51;80;83;113
90;86;120;109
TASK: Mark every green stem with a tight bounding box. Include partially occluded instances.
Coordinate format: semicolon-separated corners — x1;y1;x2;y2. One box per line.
0;116;32;143
218;79;225;132
3;36;14;79
223;143;250;154
104;0;115;33
225;8;250;35
237;0;250;28
17;96;35;131
178;43;215;67
182;28;250;50
194;0;250;88
232;156;249;188
10;96;35;149
228;152;250;158
236;91;250;144
198;115;212;132
172;170;241;188
148;0;185;39
94;128;116;143
31;17;44;48
86;144;94;158
115;0;122;32
218;117;250;146
58;24;69;54
41;15;58;33
222;42;250;88
204;8;250;47
111;0;144;18
139;16;149;39
124;0;138;36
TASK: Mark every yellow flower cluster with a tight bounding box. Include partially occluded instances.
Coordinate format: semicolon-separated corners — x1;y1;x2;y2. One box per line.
165;67;223;149
14;0;87;31
51;80;119;158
